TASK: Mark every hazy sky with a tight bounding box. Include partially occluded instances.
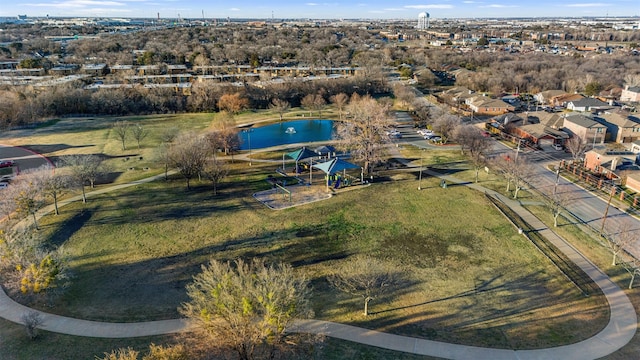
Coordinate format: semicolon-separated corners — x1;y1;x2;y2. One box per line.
2;0;639;19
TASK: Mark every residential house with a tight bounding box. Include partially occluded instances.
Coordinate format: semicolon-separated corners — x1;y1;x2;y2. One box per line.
550;93;584;108
511;123;570;148
166;64;188;75
626;172;640;194
137;65;162;76
566;97;609;112
534;90;566;105
620;85;640;103
442;86;475;104
110;64;134;74
595;112;640;143
562;114;607;144
485;113;524;136
49;64;79;76
527;111;565;129
0;61;19;70
583;148;623;179
465;96;514;115
82;63;108;76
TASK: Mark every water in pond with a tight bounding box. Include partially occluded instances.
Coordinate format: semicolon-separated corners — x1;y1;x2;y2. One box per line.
238;120;336;150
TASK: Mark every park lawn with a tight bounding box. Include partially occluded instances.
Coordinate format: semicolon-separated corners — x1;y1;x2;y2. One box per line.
0;113;214;185
28;159;609;349
398;145;537;200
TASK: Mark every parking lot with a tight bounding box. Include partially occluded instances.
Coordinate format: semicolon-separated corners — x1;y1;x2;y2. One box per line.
0;144;52;182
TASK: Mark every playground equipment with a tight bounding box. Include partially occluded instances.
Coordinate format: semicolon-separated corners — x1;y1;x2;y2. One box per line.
275;183;292;202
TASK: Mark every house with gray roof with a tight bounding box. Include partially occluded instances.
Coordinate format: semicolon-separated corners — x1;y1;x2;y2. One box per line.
562;114;607;144
595;112;640;143
566;97;610;112
621;85;640;103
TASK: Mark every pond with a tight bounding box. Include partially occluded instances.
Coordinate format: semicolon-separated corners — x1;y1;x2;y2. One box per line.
238;120;337;150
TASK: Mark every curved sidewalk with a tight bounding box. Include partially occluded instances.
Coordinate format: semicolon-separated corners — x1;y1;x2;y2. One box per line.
0;150;637;359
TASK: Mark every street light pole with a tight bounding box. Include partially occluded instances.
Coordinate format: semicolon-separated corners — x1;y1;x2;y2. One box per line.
243;129;253;166
600;185;616;235
553;164;561;196
418;150;424;190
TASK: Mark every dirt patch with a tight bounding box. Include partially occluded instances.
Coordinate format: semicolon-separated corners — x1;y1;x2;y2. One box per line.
253;184;332;209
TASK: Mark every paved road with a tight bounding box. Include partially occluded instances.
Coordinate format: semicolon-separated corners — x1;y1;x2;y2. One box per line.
517;146;640;259
0;143;53;175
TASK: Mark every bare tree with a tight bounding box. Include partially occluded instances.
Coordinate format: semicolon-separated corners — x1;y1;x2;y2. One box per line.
326;93;347;119
454;125;492;183
61;154;107;203
411;98;432;128
180;258;313;360
160;126;180;144
393;83;416;110
432;114;460;144
328;255;399;316
12;173;46;230
201;158;228;195
492;155;532;199
299;93;327;117
168;132;208;190
112;120;130;151
608;221;638;266
565;135;588;163
337;94;392;175
37;165;71;216
0;184;18;221
542;190;574;227
21;311;43;340
269;98;290;121
131;124;148;149
210;111;240;156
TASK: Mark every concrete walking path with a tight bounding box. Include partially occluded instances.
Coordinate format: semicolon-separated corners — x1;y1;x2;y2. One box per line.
0;145;636;359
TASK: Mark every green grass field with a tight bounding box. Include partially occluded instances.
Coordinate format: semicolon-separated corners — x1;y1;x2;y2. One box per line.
27;161;608;349
0;111;619;358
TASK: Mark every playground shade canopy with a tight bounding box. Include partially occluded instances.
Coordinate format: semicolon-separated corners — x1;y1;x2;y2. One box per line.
286;147;319;162
312;158;361;175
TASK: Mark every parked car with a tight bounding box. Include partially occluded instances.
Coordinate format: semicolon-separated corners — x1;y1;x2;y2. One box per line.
387;130;402;139
417;129;434;136
430;136;442;142
0;182;8;189
0;160;16;168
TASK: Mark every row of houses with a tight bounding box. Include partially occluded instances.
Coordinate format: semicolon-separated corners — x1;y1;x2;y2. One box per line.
489;111;640;147
486;109;640;195
0;60;363;78
441;85;640;118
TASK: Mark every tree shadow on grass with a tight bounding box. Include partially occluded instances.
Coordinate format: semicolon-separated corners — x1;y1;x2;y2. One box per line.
343;268;608;349
44;209;93;251
20;144;94;156
55;224;352;322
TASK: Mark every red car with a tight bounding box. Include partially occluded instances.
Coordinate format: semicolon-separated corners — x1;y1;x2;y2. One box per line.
0;160;16;168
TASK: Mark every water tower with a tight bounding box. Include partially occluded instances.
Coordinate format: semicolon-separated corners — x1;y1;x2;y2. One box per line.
417;12;429;30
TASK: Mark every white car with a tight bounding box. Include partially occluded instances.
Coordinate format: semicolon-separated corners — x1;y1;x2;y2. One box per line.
0;182;8;190
386;129;402;139
417;129;434;136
